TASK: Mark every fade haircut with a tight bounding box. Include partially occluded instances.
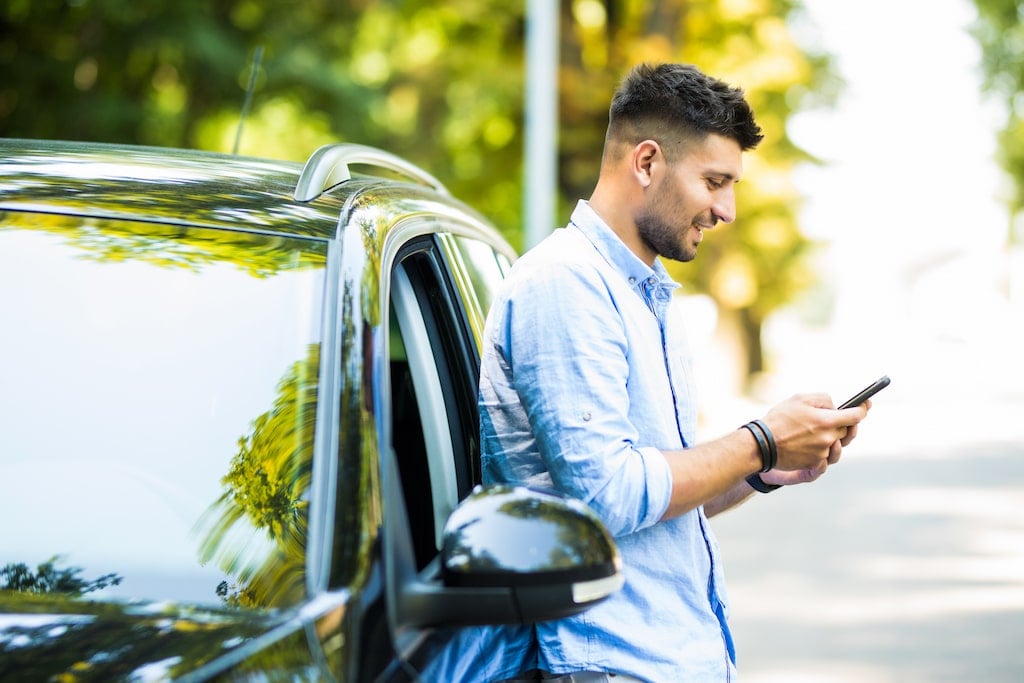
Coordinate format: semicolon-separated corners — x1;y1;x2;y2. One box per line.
605;63;764;161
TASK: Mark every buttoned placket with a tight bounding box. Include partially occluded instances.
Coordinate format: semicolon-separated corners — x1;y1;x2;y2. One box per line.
637;276;690;450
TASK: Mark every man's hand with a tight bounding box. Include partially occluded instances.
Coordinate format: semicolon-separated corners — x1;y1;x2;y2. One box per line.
761;393;870;476
665;394;871;519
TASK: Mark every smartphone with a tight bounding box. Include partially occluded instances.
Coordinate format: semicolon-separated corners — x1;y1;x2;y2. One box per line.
837;375;890;409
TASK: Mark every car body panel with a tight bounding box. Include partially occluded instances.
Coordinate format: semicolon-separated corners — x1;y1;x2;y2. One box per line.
0;138;618;682
0;138;343;238
0;591;338;682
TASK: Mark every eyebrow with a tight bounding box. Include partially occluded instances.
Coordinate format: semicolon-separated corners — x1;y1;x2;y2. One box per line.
706;171;740;183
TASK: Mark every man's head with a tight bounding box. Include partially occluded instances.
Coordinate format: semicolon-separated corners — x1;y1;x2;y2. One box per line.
591;64;763;265
605;63;763;163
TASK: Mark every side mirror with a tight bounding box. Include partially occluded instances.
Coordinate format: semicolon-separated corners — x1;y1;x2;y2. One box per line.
441;485;623;621
384;448;622;647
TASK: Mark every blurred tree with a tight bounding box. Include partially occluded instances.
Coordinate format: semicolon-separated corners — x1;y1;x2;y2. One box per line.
0;591;312;681
0;557;121;596
198;343;320;609
0;0;837;383
0;0;526;244
969;0;1024;245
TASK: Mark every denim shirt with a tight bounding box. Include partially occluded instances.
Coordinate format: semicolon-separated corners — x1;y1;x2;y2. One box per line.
473;201;737;682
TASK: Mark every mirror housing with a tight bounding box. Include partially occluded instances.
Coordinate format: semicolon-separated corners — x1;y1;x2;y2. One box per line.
384;447;622;644
440;485;623;619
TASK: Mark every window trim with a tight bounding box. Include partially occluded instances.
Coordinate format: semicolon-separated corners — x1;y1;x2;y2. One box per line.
390;262;459;549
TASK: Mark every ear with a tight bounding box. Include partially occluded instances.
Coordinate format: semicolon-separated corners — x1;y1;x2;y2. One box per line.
632;140;662;189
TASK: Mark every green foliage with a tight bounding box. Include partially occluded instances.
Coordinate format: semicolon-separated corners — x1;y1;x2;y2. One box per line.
970;0;1024;241
0;556;122;596
0;591;306;681
3;212;328;280
0;0;838;377
197;343;319;609
0;0;526;242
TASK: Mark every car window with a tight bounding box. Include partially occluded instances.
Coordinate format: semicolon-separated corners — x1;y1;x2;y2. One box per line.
388;233;494;571
390;270;453;571
437;233;512;352
0;214;327;610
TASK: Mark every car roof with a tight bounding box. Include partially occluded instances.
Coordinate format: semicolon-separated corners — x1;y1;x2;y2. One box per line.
0;138;486;242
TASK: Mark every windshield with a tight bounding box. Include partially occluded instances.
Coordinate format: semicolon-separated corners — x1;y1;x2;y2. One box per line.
0;213;327;610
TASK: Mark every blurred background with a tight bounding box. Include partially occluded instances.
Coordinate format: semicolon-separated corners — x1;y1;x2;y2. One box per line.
3;0;1022;680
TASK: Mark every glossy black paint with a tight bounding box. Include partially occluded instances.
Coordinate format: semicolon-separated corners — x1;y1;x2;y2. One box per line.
0;139;621;682
442;485;620;584
0;593;312;681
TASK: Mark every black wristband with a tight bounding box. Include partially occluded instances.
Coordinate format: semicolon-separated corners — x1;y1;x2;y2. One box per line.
749;419;778;471
746;472;782;493
740;421;773;473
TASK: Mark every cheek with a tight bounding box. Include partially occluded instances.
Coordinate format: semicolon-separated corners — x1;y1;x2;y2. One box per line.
666;198;699;228
653;181;686;214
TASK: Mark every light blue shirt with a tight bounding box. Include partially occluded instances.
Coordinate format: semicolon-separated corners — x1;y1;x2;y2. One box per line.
471;201;737;682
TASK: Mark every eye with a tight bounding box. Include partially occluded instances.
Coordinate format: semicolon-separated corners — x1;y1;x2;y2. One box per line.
706;177;724;190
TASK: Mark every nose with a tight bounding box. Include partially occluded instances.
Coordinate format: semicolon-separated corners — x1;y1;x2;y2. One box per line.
711;187;736;224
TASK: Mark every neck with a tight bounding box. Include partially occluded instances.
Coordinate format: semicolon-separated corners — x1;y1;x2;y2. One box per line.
588;184;656;266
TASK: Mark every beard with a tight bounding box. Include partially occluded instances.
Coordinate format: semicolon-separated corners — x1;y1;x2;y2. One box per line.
636;211;699;263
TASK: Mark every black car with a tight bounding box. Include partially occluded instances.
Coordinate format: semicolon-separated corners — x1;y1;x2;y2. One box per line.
0;139;622;681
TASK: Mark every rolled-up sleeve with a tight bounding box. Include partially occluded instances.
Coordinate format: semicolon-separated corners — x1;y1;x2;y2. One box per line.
495;260;674;537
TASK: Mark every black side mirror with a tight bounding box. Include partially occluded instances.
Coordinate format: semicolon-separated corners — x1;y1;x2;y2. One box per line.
383;449;622;650
440;485;622;621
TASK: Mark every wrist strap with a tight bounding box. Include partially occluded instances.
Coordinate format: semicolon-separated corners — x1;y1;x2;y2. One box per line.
746;472;782;493
740;419;777;472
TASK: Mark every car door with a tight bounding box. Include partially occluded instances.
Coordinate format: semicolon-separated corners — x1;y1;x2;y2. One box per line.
321;200;619;682
380;220;514;679
386;224;513;570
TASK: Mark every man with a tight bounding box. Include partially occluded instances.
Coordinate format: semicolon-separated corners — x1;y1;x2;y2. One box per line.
443;63;870;682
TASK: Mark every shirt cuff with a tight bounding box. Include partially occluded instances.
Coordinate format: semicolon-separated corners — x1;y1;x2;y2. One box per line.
636;446;674;528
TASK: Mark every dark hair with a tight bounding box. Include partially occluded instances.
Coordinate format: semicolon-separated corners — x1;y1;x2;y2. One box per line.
607;63;763;153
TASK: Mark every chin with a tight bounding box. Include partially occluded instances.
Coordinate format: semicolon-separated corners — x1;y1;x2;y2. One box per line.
662;249;696;263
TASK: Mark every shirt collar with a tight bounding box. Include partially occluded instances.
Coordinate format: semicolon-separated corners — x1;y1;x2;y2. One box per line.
568;200;679;294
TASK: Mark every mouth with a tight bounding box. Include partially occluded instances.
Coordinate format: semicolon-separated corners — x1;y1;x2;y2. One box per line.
692;221;714;244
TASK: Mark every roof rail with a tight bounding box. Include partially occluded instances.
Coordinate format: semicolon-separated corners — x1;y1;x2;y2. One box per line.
294;143;450;202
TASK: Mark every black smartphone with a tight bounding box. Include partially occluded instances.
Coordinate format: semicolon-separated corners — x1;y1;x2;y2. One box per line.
837;375;890;409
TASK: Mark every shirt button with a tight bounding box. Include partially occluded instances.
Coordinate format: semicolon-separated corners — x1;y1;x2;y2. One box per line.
582;411;592;421
628;277;637;285
647;276;657;285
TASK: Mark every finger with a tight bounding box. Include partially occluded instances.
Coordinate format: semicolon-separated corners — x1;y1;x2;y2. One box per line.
838;399;870;422
796;462;829;484
835;402;869;427
828;440;842;464
763;463;827;486
840;422;858;446
807;462;828;480
802;392;835;410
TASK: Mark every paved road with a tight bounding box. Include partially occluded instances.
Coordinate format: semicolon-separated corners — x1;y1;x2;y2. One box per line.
712;395;1024;682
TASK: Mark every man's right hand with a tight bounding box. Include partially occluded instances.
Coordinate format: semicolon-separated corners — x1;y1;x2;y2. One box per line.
762;393;870;472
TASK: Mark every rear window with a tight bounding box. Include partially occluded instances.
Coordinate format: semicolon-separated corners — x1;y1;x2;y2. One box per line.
0;213;327;610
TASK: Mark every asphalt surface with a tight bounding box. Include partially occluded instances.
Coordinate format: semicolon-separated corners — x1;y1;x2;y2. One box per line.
711;392;1024;682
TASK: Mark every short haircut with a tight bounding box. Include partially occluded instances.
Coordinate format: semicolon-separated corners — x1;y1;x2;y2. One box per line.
606;63;764;159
